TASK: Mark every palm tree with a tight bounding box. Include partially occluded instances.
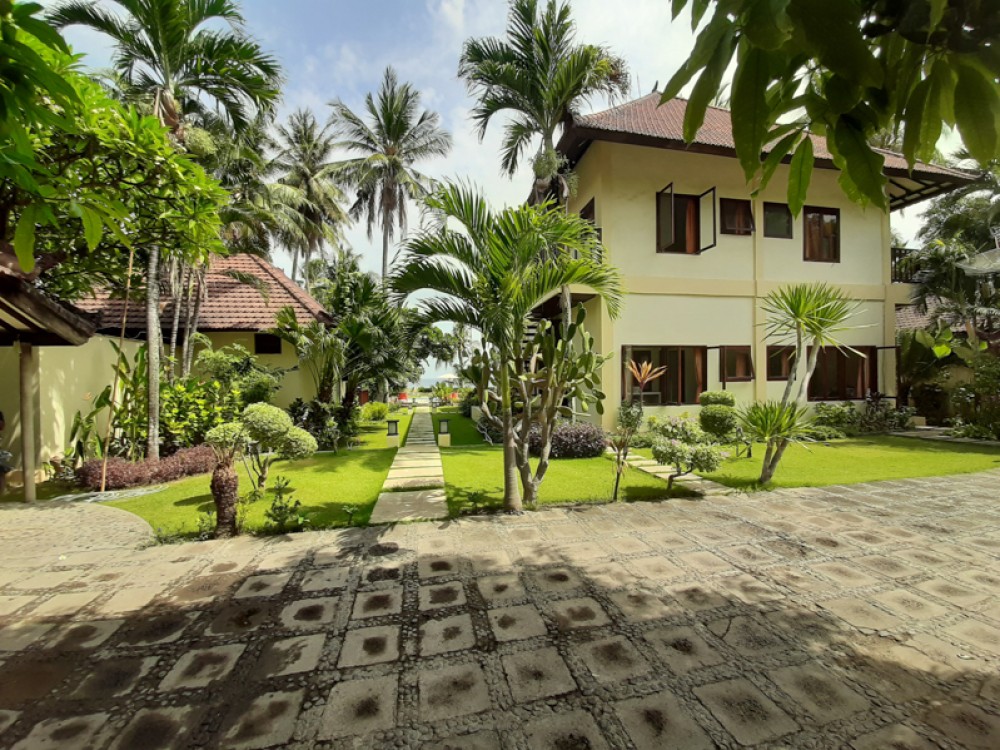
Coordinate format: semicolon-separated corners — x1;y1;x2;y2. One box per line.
51;0;281;460
392;182;622;512
329;67;452;280
272;109;349;285
458;0;629;199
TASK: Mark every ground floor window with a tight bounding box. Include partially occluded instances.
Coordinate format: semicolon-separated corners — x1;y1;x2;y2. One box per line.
808;346;877;401
767;345;795;380
622;345;707;405
721;345;754;383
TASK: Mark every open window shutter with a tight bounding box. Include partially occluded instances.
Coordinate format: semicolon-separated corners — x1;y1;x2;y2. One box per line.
699;187;716;252
657;183;673;251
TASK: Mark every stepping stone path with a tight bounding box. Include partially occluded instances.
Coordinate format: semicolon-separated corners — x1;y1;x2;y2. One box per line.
370;409;448;524
617;451;730;496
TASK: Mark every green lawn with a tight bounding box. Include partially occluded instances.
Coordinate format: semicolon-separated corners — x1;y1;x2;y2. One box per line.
103;447;395;537
440;445;693;515
635;435;1000;489
430;409;486;446
359;409;412;448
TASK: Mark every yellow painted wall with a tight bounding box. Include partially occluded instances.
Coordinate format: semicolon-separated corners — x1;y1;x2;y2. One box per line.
569;141;902;429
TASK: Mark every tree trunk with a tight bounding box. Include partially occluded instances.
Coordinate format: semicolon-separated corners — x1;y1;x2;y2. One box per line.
182;271;205;377
168;263;188;382
291;246;300;284
499;365;522;512
381;212;391;282
146;247;161;461
211;462;240;538
759;438;789;484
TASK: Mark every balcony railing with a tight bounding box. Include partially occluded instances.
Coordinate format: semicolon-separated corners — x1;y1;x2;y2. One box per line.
892;247;917;283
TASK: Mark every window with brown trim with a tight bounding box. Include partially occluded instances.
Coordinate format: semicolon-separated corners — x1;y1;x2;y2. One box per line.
720;199;753;236
658;192;700;254
808;346;877;401
254;333;282;355
766;346;795;381
622;345;707;405
721;346;754;382
804;206;840;262
763;202;793;239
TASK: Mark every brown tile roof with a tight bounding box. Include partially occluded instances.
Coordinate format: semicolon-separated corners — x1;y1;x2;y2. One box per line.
76;253;331;333
563;94;975;206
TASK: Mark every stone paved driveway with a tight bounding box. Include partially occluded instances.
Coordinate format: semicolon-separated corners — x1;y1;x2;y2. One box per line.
1;471;1000;749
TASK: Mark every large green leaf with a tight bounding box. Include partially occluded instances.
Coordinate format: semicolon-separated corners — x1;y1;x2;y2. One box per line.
683;27;736;142
833;118;888;211
743;0;792;50
80;206;103;251
661;15;732;103
13;205;37;273
757;130;800;194
901;76;931;166
954;62;999;164
732;45;771;178
787;135;813;216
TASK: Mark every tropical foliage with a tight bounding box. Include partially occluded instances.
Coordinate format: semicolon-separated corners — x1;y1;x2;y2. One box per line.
393;182;621;511
663;0;1000;213
330;66;451;279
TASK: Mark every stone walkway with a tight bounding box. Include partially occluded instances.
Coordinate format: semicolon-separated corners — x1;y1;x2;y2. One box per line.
1;470;1000;748
370;410;447;524
624;454;731;496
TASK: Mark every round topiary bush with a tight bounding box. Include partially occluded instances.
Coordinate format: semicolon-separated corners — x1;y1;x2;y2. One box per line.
529;422;608;458
699;404;738;440
360;401;389;422
699;390;736;407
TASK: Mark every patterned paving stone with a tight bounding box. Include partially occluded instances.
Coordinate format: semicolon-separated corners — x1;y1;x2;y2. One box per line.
694;678;798;745
615;690;715;749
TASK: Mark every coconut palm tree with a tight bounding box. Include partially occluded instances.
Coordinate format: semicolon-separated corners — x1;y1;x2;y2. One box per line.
272;109;349;285
329;67;451;281
51;0;281;460
458;0;628;199
392;182;622;512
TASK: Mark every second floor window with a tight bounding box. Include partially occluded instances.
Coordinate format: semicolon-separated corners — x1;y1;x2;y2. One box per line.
804;206;840;262
720;199;753;235
763;202;793;238
656;183;717;254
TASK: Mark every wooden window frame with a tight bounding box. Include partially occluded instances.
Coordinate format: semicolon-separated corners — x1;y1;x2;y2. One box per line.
720;345;754;384
763;202;793;239
803;205;841;263
807;346;878;401
719;198;754;236
655;184;717;254
254;333;282;355
766;345;795;381
621;345;708;405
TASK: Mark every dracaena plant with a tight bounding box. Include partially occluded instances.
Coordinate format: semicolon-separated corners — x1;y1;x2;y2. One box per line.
609;360;667;502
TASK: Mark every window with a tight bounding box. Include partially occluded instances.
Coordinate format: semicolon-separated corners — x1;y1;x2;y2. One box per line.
763;202;793;238
579;198;595;223
622;345;707;405
721;346;754;383
720;199;753;235
809;346;877;401
656;184;717;254
766;346;795;381
254;333;282;355
803;206;840;262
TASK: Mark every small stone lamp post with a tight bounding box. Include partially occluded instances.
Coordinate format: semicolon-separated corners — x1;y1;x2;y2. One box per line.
386;418;400;448
438;418;450;448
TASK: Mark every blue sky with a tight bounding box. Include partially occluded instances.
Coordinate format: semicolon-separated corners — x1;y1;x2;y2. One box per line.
50;0;949;381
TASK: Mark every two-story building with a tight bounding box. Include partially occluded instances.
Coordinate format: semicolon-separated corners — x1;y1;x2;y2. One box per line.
545;93;973;429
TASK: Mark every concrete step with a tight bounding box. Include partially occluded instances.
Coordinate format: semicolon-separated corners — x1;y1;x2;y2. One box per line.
383;476;445;491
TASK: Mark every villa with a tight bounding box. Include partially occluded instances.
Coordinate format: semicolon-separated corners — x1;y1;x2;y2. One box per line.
541;94;975;428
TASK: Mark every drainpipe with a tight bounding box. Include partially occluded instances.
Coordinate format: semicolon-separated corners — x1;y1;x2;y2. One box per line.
19;340;36;502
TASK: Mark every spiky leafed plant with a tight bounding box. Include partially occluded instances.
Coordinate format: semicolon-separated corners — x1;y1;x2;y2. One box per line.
762;282;862;406
51;0;281;460
609;360;667;502
272;109;348;284
329;67;451;280
737;401;812;484
392;182;622;512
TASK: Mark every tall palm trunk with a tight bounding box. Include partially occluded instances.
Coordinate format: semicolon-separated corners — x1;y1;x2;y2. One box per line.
499;363;522;512
168;262;189;382
146;247;161;460
381;209;391;281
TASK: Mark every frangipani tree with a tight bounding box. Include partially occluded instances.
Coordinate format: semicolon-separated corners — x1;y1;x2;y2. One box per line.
392;182;621;512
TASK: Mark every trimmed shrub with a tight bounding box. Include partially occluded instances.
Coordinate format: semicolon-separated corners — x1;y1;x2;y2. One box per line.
529;422;607;458
801;424;847;442
699;404;738;439
699;390;736;407
288;399;341;450
813;402;860;433
77;445;215;491
360;401;389;422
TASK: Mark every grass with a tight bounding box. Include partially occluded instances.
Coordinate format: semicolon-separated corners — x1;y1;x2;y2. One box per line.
430;409;489;446
636;435;1000;489
103;447;395;537
440;445;693;515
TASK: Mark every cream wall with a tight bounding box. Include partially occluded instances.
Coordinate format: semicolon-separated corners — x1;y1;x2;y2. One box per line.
0;336;140;483
569;141;903;429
